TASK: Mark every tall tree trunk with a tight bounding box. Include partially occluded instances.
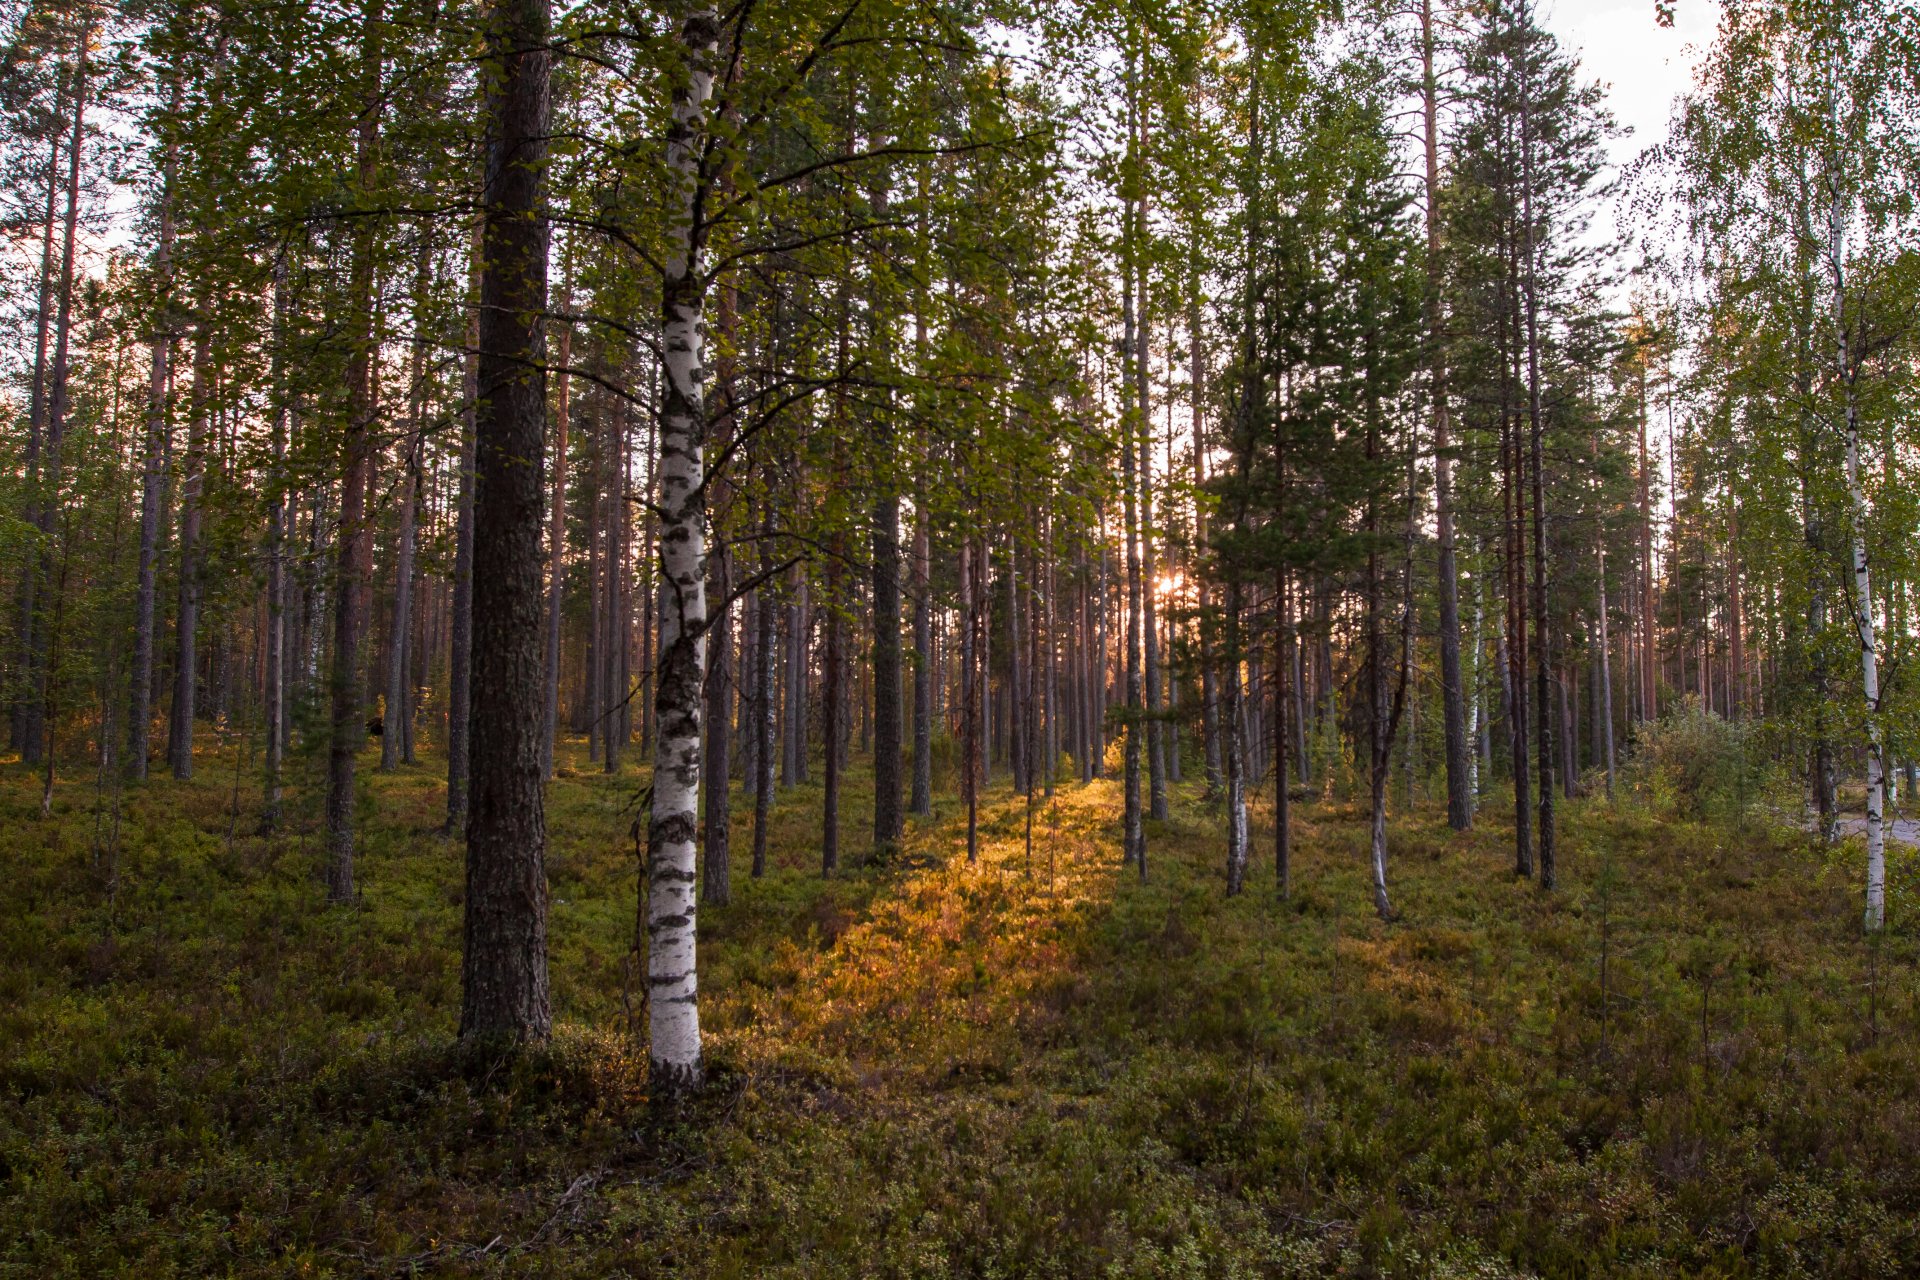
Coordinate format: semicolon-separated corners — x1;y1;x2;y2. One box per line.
13;120;61;758
910;505;933;814
962;538;979;863
383;236;433;772
540;280;572;778
325;0;384;904
1223;575;1248;895
872;457;904;851
19;29;89;763
1594;440;1616;797
460;0;552;1040
646;0;718;1098
823;542;844;872
1520;71;1556;890
704;545;732;901
1830;203;1886;929
169;329;211;779
702;278;737;896
1637;361;1656;724
1120;255;1145;876
25;22;91;766
447;215;481;833
130;103;176;783
1422;0;1472;830
752;524;776;877
263;256;289;825
1191;283;1222;801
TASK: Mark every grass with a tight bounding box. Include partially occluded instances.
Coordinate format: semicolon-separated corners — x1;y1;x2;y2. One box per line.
4;732;1920;1277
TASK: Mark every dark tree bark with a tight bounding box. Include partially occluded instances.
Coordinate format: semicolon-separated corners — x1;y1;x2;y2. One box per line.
13;120;61;759
540;284;571;779
871;456;903;852
129;86;178;784
324;0;384;904
459;0;552;1043
752;526;776;877
383;237;433;772
17;18;90;766
262;256;288;825
1422;0;1473;831
703;546;732;903
169;328;210;780
910;505;933;815
823;552;843;875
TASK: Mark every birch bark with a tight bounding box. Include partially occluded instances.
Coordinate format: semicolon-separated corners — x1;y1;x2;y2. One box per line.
647;0;720;1094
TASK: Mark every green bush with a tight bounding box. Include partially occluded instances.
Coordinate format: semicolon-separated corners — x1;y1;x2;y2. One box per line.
1622;698;1775;823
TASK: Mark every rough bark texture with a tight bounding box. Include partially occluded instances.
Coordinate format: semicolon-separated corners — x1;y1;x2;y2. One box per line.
872;471;903;852
383;249;430;773
540;301;571;778
1423;0;1473;831
447;217;482;833
703;547;732;904
910;508;933;815
263;258;288;825
169;330;210;780
459;0;552;1043
325;0;384;904
129;111;177;784
752;534;776;877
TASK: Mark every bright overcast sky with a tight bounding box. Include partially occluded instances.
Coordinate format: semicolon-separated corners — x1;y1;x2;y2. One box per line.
1541;0;1721;251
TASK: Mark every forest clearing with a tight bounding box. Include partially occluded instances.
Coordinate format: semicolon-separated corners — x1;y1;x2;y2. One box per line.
5;0;1920;1273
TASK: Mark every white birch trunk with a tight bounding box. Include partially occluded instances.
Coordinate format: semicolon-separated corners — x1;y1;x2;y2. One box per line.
1827;149;1884;930
647;0;718;1094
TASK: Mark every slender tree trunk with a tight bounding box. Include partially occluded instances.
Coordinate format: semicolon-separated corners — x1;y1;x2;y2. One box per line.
1192;285;1222;801
19;26;91;765
1276;570;1291;896
1637;362;1656;724
263;257;289;825
963;537;979;863
1830;202;1886;929
702;275;738;898
129;89;178;783
1520;74;1556;890
1594;440;1616;797
325;0;384;904
447;214;482;833
13;123;61;758
383;238;432;772
1422;0;1472;830
752;524;776;877
1223;576;1248;895
872;452;903;850
169;329;211;779
911;505;933;814
540;282;572;778
1120;260;1145;875
704;545;732;901
25;25;92;767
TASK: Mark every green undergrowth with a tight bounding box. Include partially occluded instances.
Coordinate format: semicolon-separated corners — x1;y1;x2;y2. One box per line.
3;739;1920;1277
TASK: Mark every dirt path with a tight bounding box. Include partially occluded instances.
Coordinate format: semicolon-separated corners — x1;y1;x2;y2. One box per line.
1829;814;1920;847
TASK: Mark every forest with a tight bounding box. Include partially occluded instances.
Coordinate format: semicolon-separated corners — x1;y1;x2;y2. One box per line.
3;0;1920;1273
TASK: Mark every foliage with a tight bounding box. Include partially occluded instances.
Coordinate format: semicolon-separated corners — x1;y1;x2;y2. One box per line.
1620;697;1779;825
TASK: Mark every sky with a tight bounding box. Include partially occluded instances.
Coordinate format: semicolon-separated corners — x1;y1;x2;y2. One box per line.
1541;0;1722;251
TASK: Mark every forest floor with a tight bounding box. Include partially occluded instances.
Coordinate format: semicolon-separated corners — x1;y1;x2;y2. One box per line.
5;740;1920;1278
